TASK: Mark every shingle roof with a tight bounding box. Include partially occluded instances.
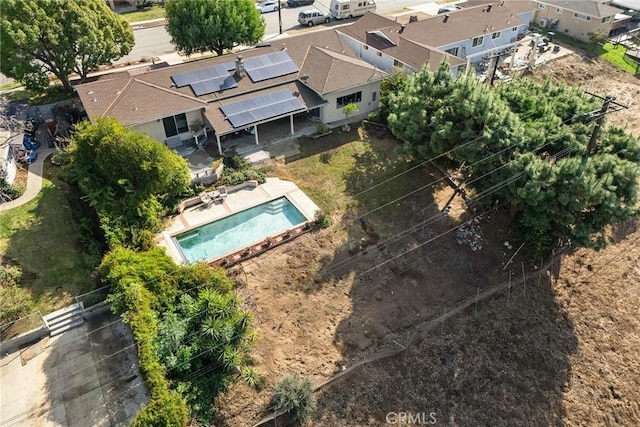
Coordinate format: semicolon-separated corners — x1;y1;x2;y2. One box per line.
337;13;465;71
77;28;372;127
401;3;530;47
536;0;619;18
298;46;387;95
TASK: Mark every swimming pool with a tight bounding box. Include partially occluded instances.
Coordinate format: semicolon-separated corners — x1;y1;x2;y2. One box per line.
174;196;307;263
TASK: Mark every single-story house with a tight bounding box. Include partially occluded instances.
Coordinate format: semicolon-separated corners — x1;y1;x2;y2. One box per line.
337;1;537;74
76;29;387;155
533;0;620;41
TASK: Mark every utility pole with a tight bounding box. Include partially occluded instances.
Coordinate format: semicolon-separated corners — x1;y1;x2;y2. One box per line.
278;2;283;34
485;50;512;85
584;91;628;155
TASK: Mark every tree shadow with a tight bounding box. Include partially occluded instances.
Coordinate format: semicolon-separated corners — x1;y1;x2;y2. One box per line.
314;263;578;426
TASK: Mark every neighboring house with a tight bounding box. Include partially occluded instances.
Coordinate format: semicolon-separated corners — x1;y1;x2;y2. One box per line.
76;29;386;155
338;2;536;73
533;0;619;41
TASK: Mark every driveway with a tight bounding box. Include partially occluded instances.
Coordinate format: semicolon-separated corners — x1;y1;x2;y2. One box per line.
0;310;148;427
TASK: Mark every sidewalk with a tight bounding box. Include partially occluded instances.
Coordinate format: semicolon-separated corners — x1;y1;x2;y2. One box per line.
0;147;55;212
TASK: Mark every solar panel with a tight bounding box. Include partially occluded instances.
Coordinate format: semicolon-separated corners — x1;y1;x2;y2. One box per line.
244;51;299;82
190;75;238;96
172;64;229;87
220;89;305;128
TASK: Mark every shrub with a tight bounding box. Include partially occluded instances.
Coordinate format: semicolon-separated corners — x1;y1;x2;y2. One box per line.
315;123;330;135
223;155;250;172
0;265;34;324
314;209;332;229
269;374;316;426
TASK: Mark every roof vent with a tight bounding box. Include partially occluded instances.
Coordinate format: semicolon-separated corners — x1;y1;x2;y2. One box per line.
408;15;418;23
486;4;493;12
399;24;405;33
443;14;449;23
500;0;505;6
282;43;286;50
235;55;245;78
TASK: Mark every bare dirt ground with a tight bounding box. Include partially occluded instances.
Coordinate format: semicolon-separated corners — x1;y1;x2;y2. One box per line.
216;54;640;426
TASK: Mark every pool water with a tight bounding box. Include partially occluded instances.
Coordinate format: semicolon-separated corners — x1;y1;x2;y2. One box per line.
175;197;307;263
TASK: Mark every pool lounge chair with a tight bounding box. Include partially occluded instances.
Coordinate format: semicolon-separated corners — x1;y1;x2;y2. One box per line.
200;192;214;207
217;185;228;200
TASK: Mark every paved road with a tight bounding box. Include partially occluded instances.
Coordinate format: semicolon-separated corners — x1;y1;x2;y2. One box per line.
117;0;437;64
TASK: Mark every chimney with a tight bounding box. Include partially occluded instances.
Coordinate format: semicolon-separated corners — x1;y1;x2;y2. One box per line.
443;14;449;23
409;15;418;23
235;55;245;78
399;24;405;33
486;4;493;12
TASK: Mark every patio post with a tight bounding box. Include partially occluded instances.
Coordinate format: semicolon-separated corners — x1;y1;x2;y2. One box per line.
254;125;259;145
290;114;294;134
215;133;222;155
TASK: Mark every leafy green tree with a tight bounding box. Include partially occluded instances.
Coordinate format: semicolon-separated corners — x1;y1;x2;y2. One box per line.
165;0;265;56
0;0;134;92
68;118;191;249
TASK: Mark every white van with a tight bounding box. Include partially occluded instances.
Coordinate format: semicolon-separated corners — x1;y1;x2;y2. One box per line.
329;0;376;20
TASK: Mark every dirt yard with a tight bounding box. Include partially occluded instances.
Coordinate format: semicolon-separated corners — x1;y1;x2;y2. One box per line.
215;53;640;426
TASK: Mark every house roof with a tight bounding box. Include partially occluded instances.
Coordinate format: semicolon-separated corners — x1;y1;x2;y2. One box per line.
537;0;620;18
400;3;531;48
462;0;539;15
298;46;387;95
337;13;466;71
76;28;369;128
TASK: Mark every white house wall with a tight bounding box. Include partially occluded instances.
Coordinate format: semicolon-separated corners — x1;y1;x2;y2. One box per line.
438;24;527;63
321;81;382;123
129;109;204;143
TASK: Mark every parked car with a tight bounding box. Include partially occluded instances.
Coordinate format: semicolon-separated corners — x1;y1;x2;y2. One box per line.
287;0;314;7
256;1;279;13
298;8;330;26
437;5;461;14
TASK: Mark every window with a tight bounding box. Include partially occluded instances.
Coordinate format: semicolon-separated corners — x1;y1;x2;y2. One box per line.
472;36;484;47
372;91;377;102
538;3;545;9
162;113;188;138
376;51;382;57
512;26;518;32
445;47;459;56
574;13;591;21
363;44;369;50
555;7;563;14
492;31;501;39
393;59;403;68
342;4;349;10
602;16;611;23
564;28;570;33
336;91;362;108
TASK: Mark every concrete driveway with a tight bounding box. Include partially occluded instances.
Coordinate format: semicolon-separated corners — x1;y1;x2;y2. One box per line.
0;310;148;427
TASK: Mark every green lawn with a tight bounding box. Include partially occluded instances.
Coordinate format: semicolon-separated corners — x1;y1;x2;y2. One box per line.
120;5;165;24
0;164;99;314
600;43;640;74
269;129;437;236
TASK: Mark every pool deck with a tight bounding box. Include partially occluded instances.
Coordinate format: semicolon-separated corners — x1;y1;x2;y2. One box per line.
157;177;320;265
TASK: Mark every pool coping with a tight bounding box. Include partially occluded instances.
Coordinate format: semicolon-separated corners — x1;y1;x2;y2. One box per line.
157;178;320;266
